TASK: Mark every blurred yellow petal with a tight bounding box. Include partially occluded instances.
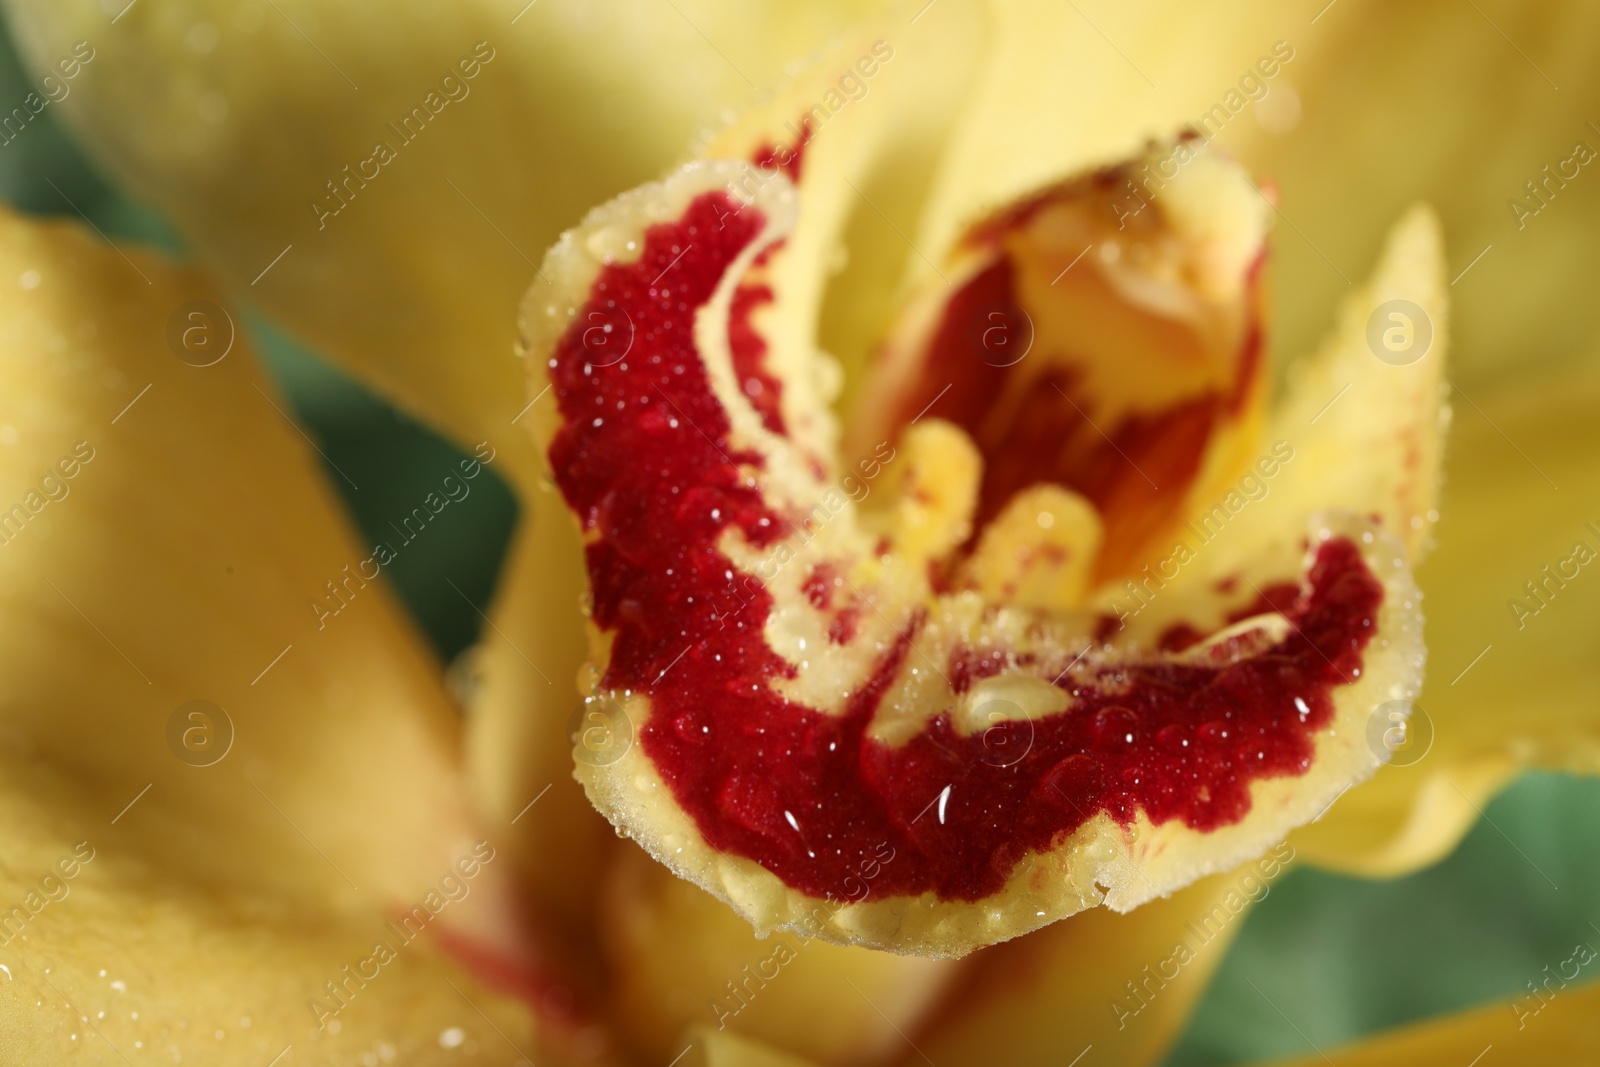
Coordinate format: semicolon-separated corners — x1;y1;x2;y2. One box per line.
1176;201;1447;582
1230;0;1600;390
0;208;579;1061
1265;978;1600;1067
1;0;882;484
911;1;1600;400
0;777;561;1066
1294;359;1600;875
911;0;1295;265
463;509;617;980
900;853;1294;1067
680;1026;824;1067
701;9;988;417
598;846;953;1065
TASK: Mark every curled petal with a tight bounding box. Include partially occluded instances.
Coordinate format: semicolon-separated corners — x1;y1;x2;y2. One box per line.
1297;360;1600;875
599;846;952;1064
897;856;1289;1067
522;151;1432;955
1262;978;1600;1067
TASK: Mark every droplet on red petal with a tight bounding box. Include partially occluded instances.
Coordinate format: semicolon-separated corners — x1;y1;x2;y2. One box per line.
1156;723;1189;751
673;711;708;745
1039;754;1102;809
1091;706;1138;749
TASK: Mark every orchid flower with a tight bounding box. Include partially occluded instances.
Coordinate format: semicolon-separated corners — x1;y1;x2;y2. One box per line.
1;1;1597;1065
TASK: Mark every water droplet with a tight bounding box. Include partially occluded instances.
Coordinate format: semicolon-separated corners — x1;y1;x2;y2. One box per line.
1091;706;1137;748
584;226;635;264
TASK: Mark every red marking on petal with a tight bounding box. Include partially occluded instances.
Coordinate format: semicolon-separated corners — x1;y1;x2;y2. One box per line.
751;117;813;182
729;275;786;435
547;189;1384;905
891;253;1265;579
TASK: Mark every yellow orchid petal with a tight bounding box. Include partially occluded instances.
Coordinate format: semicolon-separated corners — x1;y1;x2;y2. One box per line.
1229;0;1600;389
896;851;1294;1067
1294;359;1600;876
680;1025;824;1067
1;0;882;483
1245;204;1447;560
700;9;989;415
463;512;615;954
0;776;554;1066
931;0;1600;880
1140;200;1447;607
1088;202;1454;875
896;0;1600;399
461;22;933;939
598;845;952;1065
470;13;989;974
1264;975;1600;1067
520;142;1426;956
911;0;1295;265
0;207;575;1061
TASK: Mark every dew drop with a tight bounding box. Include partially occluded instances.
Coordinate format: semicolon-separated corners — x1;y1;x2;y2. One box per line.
1091;706;1137;748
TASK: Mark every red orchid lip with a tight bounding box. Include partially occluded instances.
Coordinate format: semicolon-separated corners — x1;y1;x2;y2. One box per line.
524;154;1422;955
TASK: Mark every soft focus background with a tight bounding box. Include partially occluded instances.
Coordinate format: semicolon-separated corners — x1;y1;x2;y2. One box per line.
1;14;1595;1066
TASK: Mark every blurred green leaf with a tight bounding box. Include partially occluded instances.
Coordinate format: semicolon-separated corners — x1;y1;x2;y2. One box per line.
1166;772;1600;1065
